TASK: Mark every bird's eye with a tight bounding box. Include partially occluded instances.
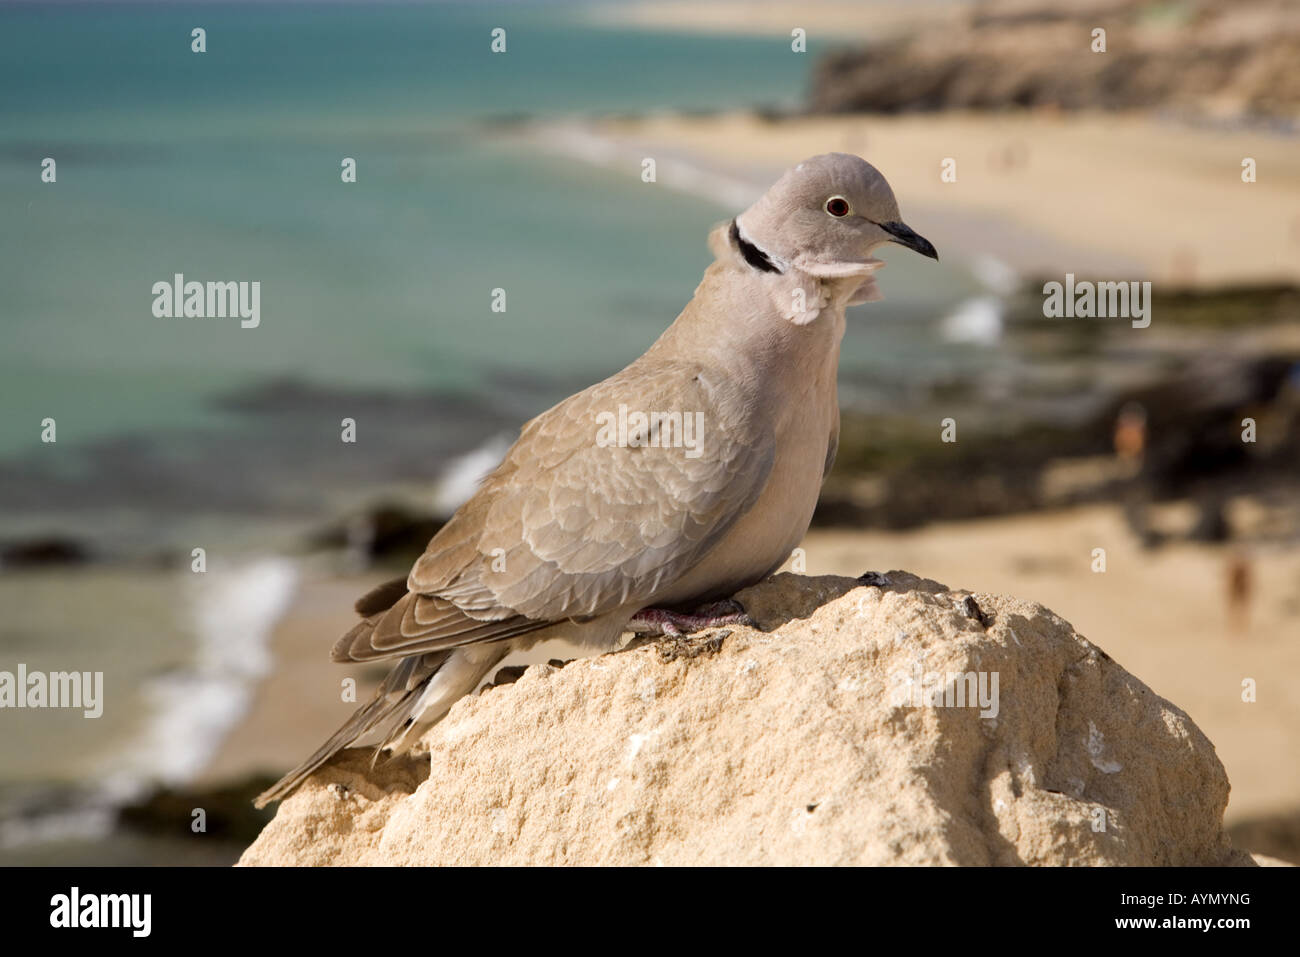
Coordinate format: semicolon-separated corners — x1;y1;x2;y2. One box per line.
825;196;850;217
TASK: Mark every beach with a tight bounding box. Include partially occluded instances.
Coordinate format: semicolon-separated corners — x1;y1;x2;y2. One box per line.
583;110;1300;287
584;0;968;41
3;0;1298;866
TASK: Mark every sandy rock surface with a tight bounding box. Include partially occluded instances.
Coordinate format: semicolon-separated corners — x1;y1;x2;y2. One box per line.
240;572;1252;866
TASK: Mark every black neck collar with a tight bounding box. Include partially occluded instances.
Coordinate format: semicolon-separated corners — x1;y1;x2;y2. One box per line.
729;219;782;274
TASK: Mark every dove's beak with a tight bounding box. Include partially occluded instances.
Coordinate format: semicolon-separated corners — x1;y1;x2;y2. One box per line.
878;221;939;261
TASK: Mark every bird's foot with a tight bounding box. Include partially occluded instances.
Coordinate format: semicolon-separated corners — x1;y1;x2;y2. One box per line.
629;599;753;638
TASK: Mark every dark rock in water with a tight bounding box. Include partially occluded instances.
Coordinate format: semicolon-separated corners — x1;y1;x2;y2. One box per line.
0;536;92;567
817;282;1300;536
310;502;447;564
1140;284;1300;329
117;774;279;845
816;412;1090;529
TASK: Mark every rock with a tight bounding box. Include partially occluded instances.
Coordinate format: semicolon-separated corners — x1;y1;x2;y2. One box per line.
118;774;279;846
238;752;428;867
808;0;1300;120
239;573;1253;866
0;536;92;568
308;502;447;564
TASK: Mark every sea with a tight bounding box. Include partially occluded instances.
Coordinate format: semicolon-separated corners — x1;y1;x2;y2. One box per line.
0;0;982;861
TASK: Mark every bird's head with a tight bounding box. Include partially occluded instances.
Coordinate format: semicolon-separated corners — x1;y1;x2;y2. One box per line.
733;153;937;287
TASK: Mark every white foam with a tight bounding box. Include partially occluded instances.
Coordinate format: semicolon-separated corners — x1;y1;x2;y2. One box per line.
532;121;761;212
0;801;116;850
433;434;512;514
101;557;300;793
969;254;1020;295
939;295;1004;345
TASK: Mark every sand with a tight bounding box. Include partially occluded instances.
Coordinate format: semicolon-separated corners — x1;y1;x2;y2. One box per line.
583;0;967;41
581;111;1300;287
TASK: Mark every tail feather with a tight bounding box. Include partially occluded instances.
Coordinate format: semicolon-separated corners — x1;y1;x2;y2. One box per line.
253;652;446;809
253;643;512;809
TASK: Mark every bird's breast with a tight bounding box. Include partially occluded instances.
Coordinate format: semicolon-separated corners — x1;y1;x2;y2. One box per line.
659;347;840;605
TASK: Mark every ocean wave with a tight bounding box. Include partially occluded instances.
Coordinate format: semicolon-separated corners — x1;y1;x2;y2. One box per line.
102;557;300;794
939;295;1004;346
433;434;513;515
0;801;117;852
528;120;761;212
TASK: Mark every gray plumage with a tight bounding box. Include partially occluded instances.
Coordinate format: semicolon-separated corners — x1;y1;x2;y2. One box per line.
254;153;937;808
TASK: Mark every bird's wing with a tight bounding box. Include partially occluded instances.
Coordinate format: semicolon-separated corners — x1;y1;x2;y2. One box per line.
335;358;774;662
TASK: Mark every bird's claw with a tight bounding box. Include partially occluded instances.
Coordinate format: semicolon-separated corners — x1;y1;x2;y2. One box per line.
629;599;753;637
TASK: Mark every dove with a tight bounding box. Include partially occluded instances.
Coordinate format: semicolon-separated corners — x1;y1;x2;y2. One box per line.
254;153;937;807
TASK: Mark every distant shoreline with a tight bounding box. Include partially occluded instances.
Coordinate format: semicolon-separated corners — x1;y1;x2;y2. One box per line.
525;109;1300;289
581;0;966;41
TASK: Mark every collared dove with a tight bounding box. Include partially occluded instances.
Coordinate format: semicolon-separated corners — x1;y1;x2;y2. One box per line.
255;153;937;807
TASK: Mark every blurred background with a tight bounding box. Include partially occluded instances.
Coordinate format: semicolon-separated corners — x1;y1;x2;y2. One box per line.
1;0;1297;865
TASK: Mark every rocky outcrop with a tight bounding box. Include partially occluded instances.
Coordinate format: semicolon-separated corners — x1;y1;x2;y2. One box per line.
809;0;1300;119
240;572;1252;866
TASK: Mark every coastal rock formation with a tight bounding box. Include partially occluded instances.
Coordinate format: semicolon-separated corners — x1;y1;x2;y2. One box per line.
809;0;1300;119
239;572;1251;866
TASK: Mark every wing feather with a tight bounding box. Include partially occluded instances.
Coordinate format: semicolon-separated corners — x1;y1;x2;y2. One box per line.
336;356;773;663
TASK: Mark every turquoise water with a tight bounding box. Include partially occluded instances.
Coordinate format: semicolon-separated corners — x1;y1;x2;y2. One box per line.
1;4;808;459
1;1;973;539
0;2;979;861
